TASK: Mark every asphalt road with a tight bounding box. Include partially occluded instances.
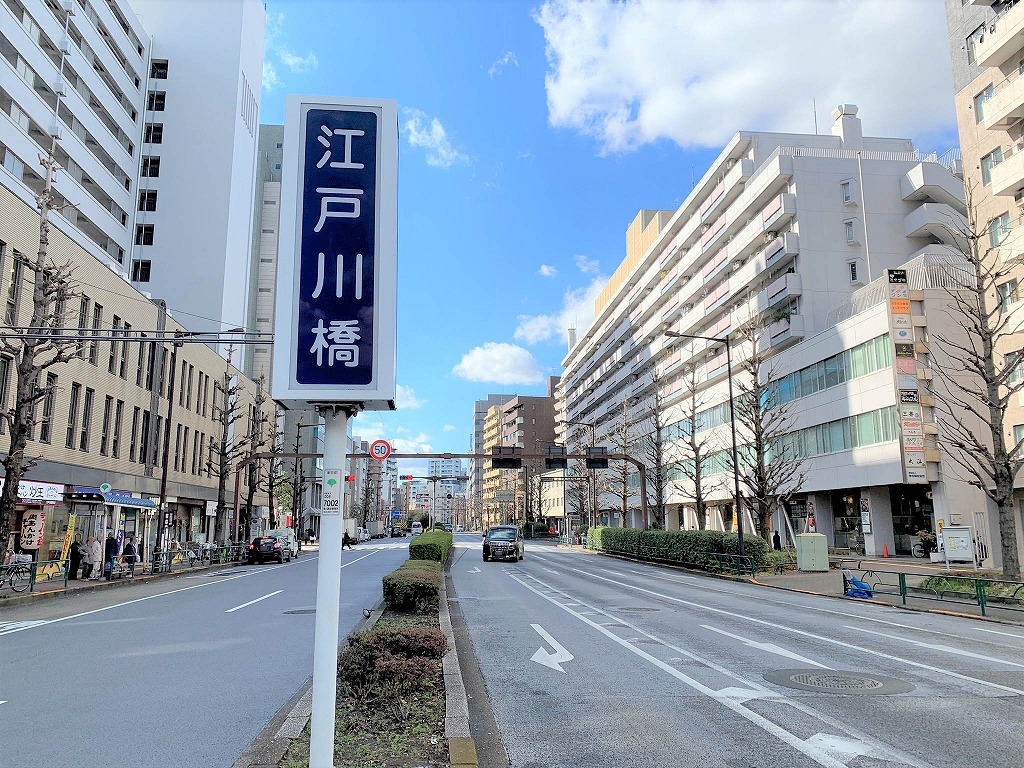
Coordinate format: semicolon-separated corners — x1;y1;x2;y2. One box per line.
0;540;412;768
448;534;1024;768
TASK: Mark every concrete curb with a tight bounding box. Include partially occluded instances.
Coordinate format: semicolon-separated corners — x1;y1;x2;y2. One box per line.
440;573;478;767
231;599;386;768
0;560;247;609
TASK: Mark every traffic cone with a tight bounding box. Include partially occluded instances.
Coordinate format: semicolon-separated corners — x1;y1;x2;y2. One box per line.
882;544;890;558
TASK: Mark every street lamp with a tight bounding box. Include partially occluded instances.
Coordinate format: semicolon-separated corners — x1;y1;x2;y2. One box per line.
665;330;745;557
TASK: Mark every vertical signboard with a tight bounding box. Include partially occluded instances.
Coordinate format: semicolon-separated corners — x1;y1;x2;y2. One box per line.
886;269;927;484
273;97;398;410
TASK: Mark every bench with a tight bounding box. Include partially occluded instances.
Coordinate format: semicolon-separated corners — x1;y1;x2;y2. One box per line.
109;557;136;580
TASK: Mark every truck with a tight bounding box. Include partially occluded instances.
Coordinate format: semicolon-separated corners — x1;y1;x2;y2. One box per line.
365;521;385;539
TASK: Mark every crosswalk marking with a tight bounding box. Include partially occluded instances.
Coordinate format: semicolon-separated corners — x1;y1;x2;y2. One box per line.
353;543;408;550
0;620;48;635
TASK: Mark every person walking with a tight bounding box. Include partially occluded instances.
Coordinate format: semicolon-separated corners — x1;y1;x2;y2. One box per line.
772;530;782;551
68;535;84;580
103;530;118;580
342;531;354;550
81;536;95;579
88;536;102;580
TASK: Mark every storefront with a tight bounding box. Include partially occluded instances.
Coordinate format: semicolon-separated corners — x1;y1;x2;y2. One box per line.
65;487;158;559
0;478;65;559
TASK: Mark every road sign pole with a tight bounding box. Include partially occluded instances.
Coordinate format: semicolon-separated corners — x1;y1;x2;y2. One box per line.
310;406;352;767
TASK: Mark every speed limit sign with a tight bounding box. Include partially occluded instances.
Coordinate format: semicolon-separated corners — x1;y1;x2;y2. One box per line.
369;439;392;460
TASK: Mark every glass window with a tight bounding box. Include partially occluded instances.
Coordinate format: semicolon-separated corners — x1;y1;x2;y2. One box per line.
99;396;112;455
967;24;985;64
841;181;852;203
66;382;81;449
998;278;1019;312
974;85;994;123
982;149;1003;185
80;388;94;451
990;212;1011;248
1014;425;1024;457
845;220;855;243
824;356;840;388
851;345;868;378
112;400;124;458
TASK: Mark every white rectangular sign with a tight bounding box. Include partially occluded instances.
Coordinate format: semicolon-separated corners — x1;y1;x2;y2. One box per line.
322;469;343;516
273;96;398;410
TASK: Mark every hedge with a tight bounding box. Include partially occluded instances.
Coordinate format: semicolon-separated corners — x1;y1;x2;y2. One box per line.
409;530;453;563
586;526;769;571
382;559;442;612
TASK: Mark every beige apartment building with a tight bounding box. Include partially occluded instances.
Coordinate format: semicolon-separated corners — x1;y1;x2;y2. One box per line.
946;0;1024;562
1;185;272;561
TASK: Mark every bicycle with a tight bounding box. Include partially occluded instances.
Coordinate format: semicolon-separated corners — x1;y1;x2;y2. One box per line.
0;561;32;592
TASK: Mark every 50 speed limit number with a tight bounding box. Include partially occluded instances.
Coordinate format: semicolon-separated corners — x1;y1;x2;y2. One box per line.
369;439;392;460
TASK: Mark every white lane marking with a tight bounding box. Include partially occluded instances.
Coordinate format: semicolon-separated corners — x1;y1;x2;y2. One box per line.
530;623;574;674
845;626;1024;670
717;686;784;703
0;620;48;635
975;627;1024;640
467;567;481;574
0;553;367;637
702;624;830;669
510;570;933;768
570;566;1024;697
509;575;848;768
224;589;283;614
542;567;559;575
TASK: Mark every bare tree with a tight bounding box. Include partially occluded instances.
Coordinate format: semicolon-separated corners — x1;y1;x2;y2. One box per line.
633;371;676;530
729;322;806;541
208;349;250;543
600;398;639;528
671;363;720;530
239;377;272;539
927;185;1024;579
0;147;81;560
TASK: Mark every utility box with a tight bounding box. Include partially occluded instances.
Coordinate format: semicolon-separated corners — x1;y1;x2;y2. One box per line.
795;533;829;572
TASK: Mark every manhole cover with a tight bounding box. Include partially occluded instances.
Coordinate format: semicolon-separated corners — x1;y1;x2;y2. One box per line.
763;669;914;695
283;609;316;615
613;606;659;612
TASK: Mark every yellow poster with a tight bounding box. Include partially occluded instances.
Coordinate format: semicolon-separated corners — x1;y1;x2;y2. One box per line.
60;513;77;563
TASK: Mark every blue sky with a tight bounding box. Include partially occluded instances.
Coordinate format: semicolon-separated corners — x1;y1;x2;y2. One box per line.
259;0;959;472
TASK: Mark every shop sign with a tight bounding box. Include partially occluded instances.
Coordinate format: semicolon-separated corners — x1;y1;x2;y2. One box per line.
899;390;920;403
900;404;922;420
59;512;77;562
897;374;918;390
901;421;923;437
907;468;927;483
895;358;917;374
19;509;46;549
889;285;909;299
903;437;925;450
0;478;63;505
905;454;925;468
894;343;915;358
205;501;218;517
888;269;908;284
892;328;914;344
891;314;912;328
890;298;911;314
859;498;872;535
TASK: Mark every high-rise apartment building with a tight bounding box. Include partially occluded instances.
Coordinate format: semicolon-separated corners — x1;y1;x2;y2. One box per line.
558;106;976;555
468;393;515;518
945;0;1024;566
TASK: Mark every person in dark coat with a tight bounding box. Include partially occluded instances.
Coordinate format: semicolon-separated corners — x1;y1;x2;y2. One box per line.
68;535;84;580
103;531;118;580
122;537;138;565
772;531;782;551
342;531;354;550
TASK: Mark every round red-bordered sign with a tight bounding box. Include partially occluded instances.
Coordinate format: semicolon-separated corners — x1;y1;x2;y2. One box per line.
369;439;392;460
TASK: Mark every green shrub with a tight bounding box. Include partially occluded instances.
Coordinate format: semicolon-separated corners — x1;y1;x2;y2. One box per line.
409;530;453;563
586;525;771;571
338;625;447;700
382;560;442;612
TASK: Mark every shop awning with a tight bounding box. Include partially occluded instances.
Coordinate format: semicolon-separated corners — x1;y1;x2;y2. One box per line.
66;487;158;509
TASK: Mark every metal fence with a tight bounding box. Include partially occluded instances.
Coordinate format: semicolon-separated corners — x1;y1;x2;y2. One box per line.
0;558;67;594
149;544;247;574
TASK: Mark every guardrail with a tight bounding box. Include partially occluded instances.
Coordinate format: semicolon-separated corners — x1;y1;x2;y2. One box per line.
840;561;1024;617
149;544;246;574
594;541;756;577
0;558;68;594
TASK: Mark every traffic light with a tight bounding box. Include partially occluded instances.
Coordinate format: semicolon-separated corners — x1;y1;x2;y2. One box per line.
400;474;414;480
545;445;567;470
585;446;608;469
345;475;355;482
490;446;522;469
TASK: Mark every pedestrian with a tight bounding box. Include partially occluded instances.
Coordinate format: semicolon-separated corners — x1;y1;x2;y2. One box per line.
103;530;118;580
68;535;84;580
122;536;138;566
81;536;95;579
772;530;782;551
89;536;102;580
342;531;353;550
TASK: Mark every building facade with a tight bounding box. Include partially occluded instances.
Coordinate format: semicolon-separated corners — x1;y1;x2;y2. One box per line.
468;393;515;524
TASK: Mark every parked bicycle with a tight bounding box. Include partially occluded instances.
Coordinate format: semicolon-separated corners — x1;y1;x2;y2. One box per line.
912;530;938;558
0;560;32;592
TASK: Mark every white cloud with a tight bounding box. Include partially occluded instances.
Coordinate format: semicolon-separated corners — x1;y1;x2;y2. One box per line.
353;420;433;453
574;254;600;274
489;51;520;78
265;11;284;45
262;60;281;92
534;0;955;154
278;49;319;73
443;424;458;432
402;108;470;168
514;276;606;345
395;384;423;409
452;343;544;385
516;150;535;161
538;264;558;277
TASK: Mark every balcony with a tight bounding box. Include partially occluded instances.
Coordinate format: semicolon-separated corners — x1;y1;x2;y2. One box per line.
904;203;969;249
989;146;1024;197
984;71;1024;130
899;163;966;209
753;272;802;314
764;232;800;269
975;1;1024;68
762;192;797;232
758;314;805;353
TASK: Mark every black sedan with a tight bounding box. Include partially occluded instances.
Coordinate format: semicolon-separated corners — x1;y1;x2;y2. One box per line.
482;525;524;562
247;535;292;564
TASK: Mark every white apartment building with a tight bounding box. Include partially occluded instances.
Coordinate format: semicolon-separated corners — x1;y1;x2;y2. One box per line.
558;106;973;555
468;393;515;515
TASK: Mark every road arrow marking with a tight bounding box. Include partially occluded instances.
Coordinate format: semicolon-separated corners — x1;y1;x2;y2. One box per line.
847;626;1024;669
702;624;830;669
530;623;573;674
468;567;481;573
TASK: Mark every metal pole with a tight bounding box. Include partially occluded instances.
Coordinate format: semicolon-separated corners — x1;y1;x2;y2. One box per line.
856;150;872;283
310;405;354;768
155;340;179;567
725;338;745;557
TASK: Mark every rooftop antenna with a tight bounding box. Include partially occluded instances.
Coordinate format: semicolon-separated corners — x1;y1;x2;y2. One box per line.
813;98;818;135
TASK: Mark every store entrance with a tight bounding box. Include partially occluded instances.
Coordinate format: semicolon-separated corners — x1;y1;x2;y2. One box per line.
831;491;864;554
890;487;934;555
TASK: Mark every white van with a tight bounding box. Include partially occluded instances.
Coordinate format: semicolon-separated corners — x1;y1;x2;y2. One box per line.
411;521;423;537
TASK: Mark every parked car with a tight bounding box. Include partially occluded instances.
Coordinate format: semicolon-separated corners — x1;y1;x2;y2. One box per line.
390;526;405;537
411;521;423;537
455;525;464;532
482;525;524;562
356;526;371;542
266;528;298;559
441;523;453;532
247;534;291;564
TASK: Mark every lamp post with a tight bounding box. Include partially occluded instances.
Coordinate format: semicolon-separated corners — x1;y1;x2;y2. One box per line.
665;330;745;556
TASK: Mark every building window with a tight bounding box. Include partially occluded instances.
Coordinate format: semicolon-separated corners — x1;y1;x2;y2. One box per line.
135;224;154;246
66;382;81;449
179;359;187;406
998;278;1019;312
844;220;856;244
147;91;166;111
108;316;121;374
982;148;1003;185
182;427;190;473
144;123;163;144
1014;424;1024;456
131;259;152;282
139;410;151;465
146;345;157;391
112;400;124;458
141;156;160;177
0;357;10;435
990;212;1011;248
80;387;94;451
89;303;102;365
119;322;131;379
136;334;147;386
5;253;22;325
76;296;90;358
174;423;182;471
99;395;113;455
975;85;994;123
38;373;56;443
848;260;859;283
967;24;985;65
139;190;157;211
192;431;200;475
186;365;194;410
129;406;140;462
150;60;168;79
841;181;852;204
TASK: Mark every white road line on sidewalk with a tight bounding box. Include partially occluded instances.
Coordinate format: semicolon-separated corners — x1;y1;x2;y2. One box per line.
569;566;1024;697
507;569;933;768
225;590;283;613
845;626;1024;669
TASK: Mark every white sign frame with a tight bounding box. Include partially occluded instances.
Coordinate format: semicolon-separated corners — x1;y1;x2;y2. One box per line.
273;95;398;410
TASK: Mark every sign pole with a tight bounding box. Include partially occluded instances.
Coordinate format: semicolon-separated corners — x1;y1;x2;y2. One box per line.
310;405;355;768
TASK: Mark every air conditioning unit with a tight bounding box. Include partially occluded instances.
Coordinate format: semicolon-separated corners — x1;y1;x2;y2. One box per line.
701;224;711;234
726;158;736;170
763;231;778;243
